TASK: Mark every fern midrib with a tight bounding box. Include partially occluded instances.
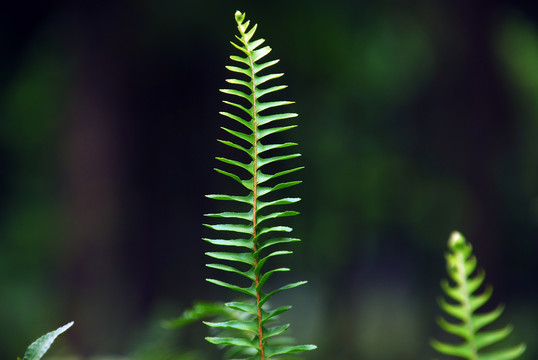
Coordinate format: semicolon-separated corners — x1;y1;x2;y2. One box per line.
457;251;478;360
246;38;265;360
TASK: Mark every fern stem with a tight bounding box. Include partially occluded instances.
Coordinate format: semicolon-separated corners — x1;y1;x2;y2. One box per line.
455;247;478;360
244;25;265;360
432;232;525;360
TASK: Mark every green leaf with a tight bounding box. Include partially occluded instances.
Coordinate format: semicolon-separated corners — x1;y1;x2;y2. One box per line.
474;326;513;350
206;193;254;205
257;197;301;211
438;296;466;321
257;167;303;184
204;223;253;234
206;263;254;280
243;23;258;43
224;65;250;77
260;281;307;306
465;255;478;277
436;317;468;338
206;279;256;297
264;344;317;358
255;251;293;274
478;344;526;360
225;77;251;90
257;237;300;252
257;112;298;127
440;279;464;303
221;88;253;104
256;100;294;113
216;157;254;175
223;100;252;118
257;181;301;197
255;85;287;99
213;167;245;186
204;320;258;334
473;305;505;331
430;339;471;358
22;322;73;360
218;139;253;159
469;285;493;312
262;323;289;340
261;305;292;324
206;336;258;349
230;55;249;66
466;270;486;294
205;209;253;221
253;59;279;74
221;127;254;145
226;301;258;315
257;153;301;169
248;38;265;52
205;251;254;265
257;226;292;236
257;268;290;291
257;211;299;224
220;110;253;131
203;238;253;249
258;125;297;140
257;141;297;154
255;72;284;86
251;46;272;62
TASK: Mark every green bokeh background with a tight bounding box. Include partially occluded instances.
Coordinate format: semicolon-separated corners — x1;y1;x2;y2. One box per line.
1;1;537;359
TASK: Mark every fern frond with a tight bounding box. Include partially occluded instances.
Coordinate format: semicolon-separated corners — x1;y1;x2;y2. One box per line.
431;231;526;360
204;10;316;360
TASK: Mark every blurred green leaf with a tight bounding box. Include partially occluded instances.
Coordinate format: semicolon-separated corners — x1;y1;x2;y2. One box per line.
163;302;231;329
22;322;73;360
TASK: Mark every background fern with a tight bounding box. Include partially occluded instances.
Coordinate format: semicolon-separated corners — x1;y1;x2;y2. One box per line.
431;232;526;360
203;11;316;360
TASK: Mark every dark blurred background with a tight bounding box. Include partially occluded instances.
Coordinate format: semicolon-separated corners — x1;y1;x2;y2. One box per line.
1;0;537;359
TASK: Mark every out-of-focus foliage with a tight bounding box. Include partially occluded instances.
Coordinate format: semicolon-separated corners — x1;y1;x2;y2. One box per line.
431;232;525;359
164;302;233;329
19;322;73;360
496;14;538;199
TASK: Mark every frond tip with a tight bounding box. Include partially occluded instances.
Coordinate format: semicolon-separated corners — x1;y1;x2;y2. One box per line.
431;231;526;360
203;10;316;359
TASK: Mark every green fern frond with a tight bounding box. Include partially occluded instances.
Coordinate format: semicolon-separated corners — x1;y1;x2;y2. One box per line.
20;322;73;360
431;232;526;360
203;10;316;360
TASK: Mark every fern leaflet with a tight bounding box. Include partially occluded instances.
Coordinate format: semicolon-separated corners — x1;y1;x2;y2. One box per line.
431;232;526;360
204;10;316;360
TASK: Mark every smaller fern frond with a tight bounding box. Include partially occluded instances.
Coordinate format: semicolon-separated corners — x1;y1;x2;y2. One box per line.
431;231;526;360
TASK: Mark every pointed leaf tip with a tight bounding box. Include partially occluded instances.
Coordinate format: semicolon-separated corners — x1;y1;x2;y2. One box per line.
23;322;74;360
448;231;464;249
235;11;245;24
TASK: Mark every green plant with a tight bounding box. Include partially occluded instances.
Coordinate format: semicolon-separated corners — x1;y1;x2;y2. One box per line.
431;232;526;360
18;322;73;360
202;10;316;360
